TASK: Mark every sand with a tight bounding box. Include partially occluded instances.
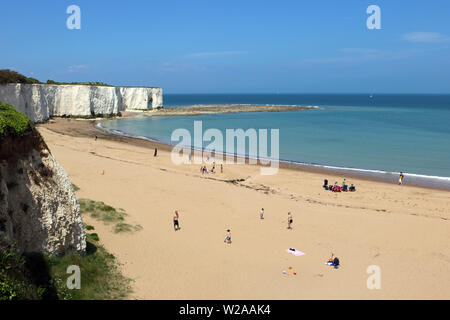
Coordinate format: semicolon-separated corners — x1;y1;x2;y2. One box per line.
37;119;450;300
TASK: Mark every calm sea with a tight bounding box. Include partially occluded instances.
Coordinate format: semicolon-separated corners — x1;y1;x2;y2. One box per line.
100;94;450;189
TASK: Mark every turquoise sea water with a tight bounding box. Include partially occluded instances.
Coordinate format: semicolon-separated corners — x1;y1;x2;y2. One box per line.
100;94;450;188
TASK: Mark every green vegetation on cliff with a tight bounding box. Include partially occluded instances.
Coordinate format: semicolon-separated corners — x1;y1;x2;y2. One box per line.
0;232;132;300
0;69;41;85
1;196;133;300
0;69;111;87
41;232;132;300
46;80;112;87
0;242;43;300
0;102;33;136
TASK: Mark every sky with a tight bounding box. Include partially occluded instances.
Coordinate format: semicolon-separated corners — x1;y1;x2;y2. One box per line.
1;0;450;93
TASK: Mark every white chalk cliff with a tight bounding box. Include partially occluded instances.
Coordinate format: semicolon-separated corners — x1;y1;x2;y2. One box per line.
0;84;163;122
0;126;86;254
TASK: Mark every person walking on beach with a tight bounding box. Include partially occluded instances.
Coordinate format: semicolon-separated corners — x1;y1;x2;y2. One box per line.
287;212;293;229
94;135;98;141
154;148;158;157
399;172;404;185
224;229;232;244
260;208;264;219
173;210;180;231
221;164;223;173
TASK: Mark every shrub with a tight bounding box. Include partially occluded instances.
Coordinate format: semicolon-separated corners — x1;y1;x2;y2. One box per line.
88;233;99;241
0;102;33;136
42;233;132;300
0;242;43;300
0;69;41;85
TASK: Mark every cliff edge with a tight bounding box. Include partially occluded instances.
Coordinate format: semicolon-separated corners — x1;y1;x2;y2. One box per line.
0;102;86;254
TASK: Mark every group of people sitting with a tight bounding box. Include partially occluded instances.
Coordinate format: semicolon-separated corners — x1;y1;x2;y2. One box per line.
323;179;356;192
201;162;218;174
326;254;340;269
201;165;211;174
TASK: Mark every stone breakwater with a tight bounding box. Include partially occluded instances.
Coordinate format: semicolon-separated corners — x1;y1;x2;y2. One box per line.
147;104;315;117
0;83;163;122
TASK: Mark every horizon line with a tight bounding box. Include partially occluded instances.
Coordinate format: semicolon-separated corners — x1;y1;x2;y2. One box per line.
160;92;450;95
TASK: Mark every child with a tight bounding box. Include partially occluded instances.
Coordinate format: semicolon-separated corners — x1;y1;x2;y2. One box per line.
399;172;404;185
287;212;293;229
224;229;232;244
260;208;264;219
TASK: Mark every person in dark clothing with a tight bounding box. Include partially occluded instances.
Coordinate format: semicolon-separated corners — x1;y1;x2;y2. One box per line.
173;210;180;231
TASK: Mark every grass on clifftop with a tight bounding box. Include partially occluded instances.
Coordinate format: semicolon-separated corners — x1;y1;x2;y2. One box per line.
0;69;111;86
0;102;33;136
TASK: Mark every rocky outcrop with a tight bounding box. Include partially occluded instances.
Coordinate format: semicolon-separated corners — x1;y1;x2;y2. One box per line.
0;104;86;254
119;86;163;111
0;84;163;122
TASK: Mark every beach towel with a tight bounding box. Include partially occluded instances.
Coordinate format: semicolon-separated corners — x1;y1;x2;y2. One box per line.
286;248;305;256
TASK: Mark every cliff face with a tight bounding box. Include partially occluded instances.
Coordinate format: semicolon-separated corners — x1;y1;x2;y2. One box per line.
0;84;163;122
0;103;86;254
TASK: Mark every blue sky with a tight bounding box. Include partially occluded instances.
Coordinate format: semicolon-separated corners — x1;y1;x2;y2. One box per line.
1;0;450;93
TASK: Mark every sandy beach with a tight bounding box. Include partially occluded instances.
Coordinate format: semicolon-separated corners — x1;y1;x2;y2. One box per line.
36;118;450;300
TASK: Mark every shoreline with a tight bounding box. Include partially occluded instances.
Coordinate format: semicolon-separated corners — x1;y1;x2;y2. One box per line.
39;117;450;191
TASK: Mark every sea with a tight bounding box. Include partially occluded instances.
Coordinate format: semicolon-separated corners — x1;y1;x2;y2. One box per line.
99;94;450;189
